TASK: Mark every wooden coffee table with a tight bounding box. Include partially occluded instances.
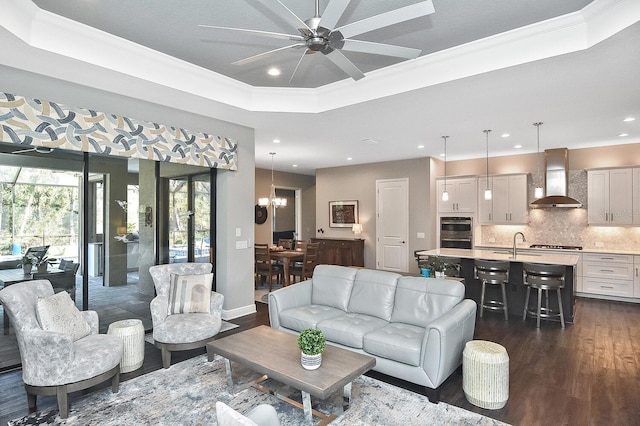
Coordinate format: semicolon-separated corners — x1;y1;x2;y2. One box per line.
206;325;375;425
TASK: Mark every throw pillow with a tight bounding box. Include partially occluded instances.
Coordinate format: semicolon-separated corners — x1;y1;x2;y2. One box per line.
36;291;91;341
215;401;259;426
167;272;213;315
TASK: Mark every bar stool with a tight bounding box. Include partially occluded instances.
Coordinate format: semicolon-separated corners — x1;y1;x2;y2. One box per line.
522;263;565;328
474;260;510;320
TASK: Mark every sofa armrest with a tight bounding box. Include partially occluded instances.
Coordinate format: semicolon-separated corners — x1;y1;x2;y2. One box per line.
21;329;74;385
80;310;99;334
421;299;477;388
150;295;169;326
268;279;313;330
209;291;224;320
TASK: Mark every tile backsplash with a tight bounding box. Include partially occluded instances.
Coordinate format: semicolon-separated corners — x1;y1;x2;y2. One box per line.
478;170;640;251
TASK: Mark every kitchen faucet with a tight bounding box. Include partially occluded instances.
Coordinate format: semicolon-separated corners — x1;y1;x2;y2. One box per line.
513;232;526;258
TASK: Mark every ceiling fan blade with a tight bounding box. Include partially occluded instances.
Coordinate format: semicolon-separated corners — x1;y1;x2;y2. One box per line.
340;39;421;59
198;25;304;42
289;48;310;84
232;43;305;66
323;48;365;81
335;1;435;39
318;0;352;30
256;0;312;36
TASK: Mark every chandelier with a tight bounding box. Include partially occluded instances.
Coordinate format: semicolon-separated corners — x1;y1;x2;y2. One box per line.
258;152;287;208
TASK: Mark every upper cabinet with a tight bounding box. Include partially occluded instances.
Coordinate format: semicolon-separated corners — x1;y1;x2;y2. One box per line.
587;168;633;225
634;169;640;226
477;174;528;224
437;177;476;213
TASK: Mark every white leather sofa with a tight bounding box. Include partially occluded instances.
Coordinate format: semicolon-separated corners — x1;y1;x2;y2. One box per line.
268;265;477;402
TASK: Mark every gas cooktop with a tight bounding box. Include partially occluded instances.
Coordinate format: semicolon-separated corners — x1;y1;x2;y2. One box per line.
529;244;583;250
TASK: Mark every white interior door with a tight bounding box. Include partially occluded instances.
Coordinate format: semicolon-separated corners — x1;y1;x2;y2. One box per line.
376;178;409;272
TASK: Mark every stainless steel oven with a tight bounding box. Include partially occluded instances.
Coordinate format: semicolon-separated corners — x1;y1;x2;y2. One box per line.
440;217;473;249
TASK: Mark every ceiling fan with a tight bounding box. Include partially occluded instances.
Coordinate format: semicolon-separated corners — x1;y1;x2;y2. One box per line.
198;0;435;82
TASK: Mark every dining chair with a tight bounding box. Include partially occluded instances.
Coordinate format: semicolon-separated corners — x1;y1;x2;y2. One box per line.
255;244;282;292
290;242;319;283
277;238;293;249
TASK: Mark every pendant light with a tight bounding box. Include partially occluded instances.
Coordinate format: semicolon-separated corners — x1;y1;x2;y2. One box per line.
258;152;287;208
483;130;492;200
441;136;450;201
533;122;544;199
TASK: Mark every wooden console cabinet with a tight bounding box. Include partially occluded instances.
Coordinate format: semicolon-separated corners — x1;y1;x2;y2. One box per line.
310;238;364;267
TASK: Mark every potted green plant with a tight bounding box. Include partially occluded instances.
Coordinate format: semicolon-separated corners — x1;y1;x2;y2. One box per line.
428;256;448;278
297;328;326;370
21;255;36;274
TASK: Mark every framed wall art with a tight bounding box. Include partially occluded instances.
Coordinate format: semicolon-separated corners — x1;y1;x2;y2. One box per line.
329;200;359;228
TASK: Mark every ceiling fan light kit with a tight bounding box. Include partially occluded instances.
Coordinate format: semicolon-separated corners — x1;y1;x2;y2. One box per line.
199;0;435;82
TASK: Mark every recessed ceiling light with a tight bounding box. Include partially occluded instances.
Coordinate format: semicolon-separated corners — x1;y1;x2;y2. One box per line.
273;139;280;144
267;67;281;76
514;144;522;149
292;164;298;168
440;153;445;157
347;157;353;161
623;117;635;122
501;133;510;138
618;133;629;137
417;145;425;149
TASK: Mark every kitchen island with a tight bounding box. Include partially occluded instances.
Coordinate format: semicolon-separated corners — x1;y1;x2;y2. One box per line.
416;248;580;324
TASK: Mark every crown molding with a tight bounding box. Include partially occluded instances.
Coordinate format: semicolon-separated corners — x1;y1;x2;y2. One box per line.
1;0;638;115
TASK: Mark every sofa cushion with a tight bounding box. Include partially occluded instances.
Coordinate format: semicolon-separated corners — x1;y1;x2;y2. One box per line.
167;272;213;315
311;265;358;311
317;313;388;349
35;291;91;341
279;305;344;332
363;323;425;366
390;277;465;327
347;269;401;321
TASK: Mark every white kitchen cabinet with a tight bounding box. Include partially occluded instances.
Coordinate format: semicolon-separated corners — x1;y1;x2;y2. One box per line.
635;256;640;298
582;253;634;298
633;169;640;225
437;177;476;213
587;168;633;225
476;174;528;224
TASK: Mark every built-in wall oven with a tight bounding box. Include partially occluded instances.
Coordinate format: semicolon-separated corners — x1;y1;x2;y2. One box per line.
440;216;473;249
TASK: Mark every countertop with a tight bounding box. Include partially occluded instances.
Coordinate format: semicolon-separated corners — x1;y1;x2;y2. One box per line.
475;244;640;256
417;248;580;266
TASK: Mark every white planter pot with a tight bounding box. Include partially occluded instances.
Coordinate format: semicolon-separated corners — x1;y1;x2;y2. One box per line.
301;352;322;370
435;271;445;278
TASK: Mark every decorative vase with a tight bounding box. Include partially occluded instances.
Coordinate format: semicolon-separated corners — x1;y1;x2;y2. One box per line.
23;264;32;274
435;271;445;278
37;263;48;273
301;352;322;370
420;268;431;277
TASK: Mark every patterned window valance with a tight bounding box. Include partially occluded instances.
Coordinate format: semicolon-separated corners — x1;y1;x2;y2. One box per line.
0;92;237;169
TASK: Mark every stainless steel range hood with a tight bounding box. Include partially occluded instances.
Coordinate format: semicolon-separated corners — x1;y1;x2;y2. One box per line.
530;148;582;208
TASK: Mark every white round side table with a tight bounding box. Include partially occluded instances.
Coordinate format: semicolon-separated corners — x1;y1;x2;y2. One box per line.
107;319;145;373
463;340;509;409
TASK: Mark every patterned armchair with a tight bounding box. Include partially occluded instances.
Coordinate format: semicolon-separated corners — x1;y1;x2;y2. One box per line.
149;263;224;368
0;280;123;419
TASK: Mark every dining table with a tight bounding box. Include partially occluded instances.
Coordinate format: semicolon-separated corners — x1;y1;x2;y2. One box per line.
1;267;63;335
269;249;304;287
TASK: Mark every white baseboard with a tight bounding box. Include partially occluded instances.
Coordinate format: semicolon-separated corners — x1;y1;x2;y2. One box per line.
222;303;257;320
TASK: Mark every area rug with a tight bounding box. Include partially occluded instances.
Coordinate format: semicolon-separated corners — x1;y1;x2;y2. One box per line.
9;355;509;426
144;320;239;344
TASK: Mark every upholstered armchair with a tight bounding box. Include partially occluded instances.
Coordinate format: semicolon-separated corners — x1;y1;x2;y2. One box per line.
0;280;123;419
149;263;224;368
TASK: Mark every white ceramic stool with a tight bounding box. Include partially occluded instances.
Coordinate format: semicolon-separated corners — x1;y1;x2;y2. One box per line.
107;319;145;373
463;340;509;409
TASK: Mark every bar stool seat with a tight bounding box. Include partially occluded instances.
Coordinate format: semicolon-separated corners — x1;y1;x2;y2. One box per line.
474;259;510;320
522;263;566;328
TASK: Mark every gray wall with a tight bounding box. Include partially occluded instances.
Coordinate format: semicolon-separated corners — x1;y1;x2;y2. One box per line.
315;157;435;270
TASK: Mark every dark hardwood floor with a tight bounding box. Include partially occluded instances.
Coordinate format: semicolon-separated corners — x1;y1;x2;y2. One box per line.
1;297;639;425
